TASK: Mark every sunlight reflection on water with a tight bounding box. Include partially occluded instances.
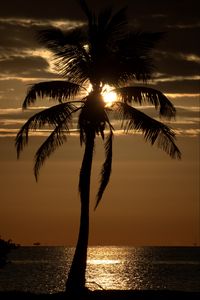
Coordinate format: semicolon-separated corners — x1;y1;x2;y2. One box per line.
87;259;121;265
86;247;150;290
1;246;200;293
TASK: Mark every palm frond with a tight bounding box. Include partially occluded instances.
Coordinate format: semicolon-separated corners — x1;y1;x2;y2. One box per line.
37;26;90;84
85;6;128;86
56;51;90;85
79;0;93;24
117;32;164;81
98;6;112;29
34;124;67;181
116;86;176;119
118;102;181;159
95;31;162;85
95;130;113;209
86;25;162;86
23;81;82;109
37;27;87;52
15;103;78;158
94;6;127;42
122;31;164;54
105;7;127;41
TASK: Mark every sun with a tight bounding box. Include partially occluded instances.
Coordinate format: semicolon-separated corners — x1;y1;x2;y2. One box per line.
86;83;118;106
102;85;118;106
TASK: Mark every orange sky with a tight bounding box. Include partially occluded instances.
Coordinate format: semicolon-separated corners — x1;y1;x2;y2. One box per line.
0;132;199;246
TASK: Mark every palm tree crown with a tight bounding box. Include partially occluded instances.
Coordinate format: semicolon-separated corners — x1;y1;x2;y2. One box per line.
15;0;181;294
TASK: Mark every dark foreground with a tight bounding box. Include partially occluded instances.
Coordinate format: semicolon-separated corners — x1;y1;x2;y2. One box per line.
0;290;199;299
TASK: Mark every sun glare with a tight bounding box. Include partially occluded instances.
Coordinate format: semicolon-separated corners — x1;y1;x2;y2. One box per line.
86;84;118;106
102;85;118;106
87;259;121;265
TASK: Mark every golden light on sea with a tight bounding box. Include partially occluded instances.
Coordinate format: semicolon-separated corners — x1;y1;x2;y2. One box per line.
86;247;130;290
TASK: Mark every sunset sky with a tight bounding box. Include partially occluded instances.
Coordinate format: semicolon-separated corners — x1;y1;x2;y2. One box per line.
0;0;199;246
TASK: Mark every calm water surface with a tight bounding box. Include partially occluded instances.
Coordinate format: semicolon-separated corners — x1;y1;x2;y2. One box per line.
0;246;199;293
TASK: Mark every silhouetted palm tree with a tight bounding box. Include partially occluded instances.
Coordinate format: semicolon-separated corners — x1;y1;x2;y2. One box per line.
15;0;181;295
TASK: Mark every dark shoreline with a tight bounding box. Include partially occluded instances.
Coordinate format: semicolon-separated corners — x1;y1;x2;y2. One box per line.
0;290;200;299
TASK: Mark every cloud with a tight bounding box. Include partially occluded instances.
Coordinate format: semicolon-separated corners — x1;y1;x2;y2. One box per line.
0;55;49;76
152;79;200;94
0;1;83;20
158;26;200;57
181;54;200;64
0;19;39;50
0;18;80;81
153;51;200;77
0;18;83;56
0;108;23;115
175;128;200;137
0;118;26;126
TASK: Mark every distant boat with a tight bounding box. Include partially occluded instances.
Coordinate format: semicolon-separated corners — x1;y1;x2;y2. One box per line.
33;242;41;246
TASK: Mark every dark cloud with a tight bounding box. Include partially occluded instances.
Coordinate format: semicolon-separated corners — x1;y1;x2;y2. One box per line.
154;79;200;94
0;56;49;75
0;19;55;51
0;56;59;81
154;52;200;77
0;0;82;20
1;0;199;22
157;26;200;56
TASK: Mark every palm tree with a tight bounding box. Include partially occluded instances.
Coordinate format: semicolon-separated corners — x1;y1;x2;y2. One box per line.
15;0;181;295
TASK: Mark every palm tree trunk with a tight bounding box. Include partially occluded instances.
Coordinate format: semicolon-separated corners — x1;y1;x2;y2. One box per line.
66;129;95;294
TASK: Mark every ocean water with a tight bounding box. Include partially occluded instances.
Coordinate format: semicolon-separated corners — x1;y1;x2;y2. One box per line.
0;246;199;293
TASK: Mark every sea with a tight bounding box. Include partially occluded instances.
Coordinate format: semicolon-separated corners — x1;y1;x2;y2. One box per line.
0;246;199;293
